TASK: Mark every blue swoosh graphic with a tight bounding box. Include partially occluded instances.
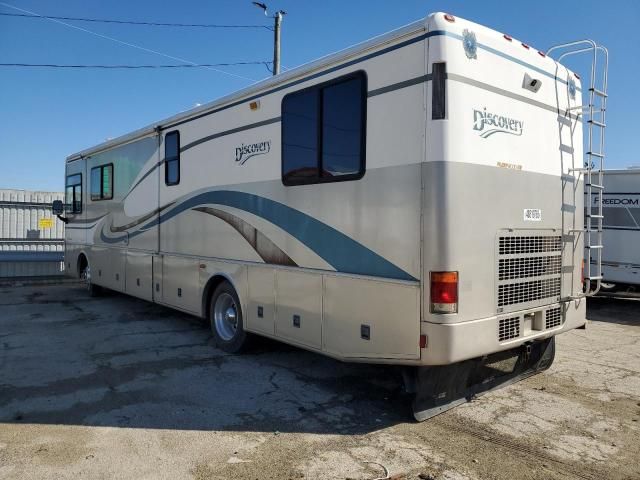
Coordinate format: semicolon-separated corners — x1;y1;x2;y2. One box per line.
131;190;417;282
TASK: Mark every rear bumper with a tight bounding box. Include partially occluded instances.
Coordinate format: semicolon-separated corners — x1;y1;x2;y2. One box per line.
421;299;586;365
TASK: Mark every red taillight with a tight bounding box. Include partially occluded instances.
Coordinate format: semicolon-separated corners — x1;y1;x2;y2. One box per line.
430;271;458;314
574;72;581;80
581;259;586;290
538;50;546;57
521;43;530;50
444;13;455;23
503;34;513;41
419;334;428;349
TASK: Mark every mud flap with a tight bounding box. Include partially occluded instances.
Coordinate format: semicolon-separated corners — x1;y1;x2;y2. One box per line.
406;337;555;422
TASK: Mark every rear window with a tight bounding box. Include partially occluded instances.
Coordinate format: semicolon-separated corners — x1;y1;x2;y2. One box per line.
282;72;366;186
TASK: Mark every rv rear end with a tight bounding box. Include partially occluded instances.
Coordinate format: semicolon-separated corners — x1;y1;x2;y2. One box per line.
420;14;586;365
596;169;640;287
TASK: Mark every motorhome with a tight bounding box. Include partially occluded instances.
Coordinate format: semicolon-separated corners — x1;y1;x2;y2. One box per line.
56;12;608;420
591;169;640;289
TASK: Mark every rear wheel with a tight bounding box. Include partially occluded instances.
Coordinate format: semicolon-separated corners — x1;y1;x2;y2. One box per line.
209;281;248;353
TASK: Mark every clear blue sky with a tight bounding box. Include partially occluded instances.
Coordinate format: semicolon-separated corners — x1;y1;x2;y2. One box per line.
1;0;638;191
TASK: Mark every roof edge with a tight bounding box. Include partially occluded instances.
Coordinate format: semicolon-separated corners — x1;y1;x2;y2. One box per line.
67;16;429;162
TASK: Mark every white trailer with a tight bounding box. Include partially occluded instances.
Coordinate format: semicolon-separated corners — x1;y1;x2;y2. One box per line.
55;12;608;420
591;169;640;289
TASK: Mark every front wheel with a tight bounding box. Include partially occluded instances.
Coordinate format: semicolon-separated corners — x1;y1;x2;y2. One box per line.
209;281;248;353
80;264;102;297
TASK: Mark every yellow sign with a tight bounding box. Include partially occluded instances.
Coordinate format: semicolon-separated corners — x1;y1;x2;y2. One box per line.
39;218;54;229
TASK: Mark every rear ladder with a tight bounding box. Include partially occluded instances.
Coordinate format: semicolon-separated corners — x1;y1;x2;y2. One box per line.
547;40;608;297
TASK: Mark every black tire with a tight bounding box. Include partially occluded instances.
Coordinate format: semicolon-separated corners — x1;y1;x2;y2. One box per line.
209;281;248;353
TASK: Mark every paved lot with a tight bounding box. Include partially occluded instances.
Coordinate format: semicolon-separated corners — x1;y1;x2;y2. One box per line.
0;283;639;480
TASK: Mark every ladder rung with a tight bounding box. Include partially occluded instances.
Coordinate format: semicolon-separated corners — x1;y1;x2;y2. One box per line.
587;151;604;158
588;120;606;127
589;88;607;98
587;214;604;218
587;276;603;280
586;183;604;189
568;106;605;113
586;245;603;249
569;167;590;172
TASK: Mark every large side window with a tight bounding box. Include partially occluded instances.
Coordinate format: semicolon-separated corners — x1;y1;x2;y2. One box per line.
282;72;366;186
164;131;180;186
65;173;82;214
90;164;114;201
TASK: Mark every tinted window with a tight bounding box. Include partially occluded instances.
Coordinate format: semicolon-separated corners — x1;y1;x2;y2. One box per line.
165;131;180;186
282;89;319;183
322;77;364;178
102;165;113;199
91;164;114;201
65;173;82;214
282;72;366;186
90;168;101;200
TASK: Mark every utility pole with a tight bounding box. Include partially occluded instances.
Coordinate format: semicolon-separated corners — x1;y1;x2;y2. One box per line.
252;2;286;76
272;11;283;76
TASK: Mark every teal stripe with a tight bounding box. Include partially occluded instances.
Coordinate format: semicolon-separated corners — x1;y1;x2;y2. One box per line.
130;190;418;282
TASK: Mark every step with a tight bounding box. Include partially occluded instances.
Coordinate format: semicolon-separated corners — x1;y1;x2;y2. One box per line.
589;88;607;98
588;120;606;128
585;245;603;249
586;183;605;189
586;214;604;219
587;151;604;158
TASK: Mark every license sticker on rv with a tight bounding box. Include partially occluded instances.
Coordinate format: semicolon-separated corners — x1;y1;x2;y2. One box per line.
523;209;542;221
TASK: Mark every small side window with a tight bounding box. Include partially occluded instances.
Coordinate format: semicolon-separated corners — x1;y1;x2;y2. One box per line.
65;173;82;214
90;164;114;201
165;131;180;186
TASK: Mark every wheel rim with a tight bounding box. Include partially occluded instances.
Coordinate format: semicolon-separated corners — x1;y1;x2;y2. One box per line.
213;292;238;341
81;266;91;291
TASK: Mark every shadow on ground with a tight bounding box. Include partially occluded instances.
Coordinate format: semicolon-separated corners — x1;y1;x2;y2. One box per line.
0;284;409;435
587;296;640;326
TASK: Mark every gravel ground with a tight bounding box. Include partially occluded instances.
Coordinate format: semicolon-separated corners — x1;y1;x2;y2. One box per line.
0;284;638;480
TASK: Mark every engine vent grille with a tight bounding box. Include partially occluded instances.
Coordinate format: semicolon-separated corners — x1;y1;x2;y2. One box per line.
497;233;563;313
545;307;562;329
499;256;562;281
499;236;562;255
498;278;561;307
498;317;520;342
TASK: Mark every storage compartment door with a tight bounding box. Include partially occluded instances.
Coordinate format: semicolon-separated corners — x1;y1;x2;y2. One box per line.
323;276;420;360
246;266;275;336
275;270;322;350
126;251;153;301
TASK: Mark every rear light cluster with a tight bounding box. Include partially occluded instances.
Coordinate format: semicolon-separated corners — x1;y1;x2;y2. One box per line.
430;271;458;314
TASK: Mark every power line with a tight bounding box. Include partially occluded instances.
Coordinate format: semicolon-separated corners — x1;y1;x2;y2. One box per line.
0;12;272;30
0;2;258;82
0;62;271;69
